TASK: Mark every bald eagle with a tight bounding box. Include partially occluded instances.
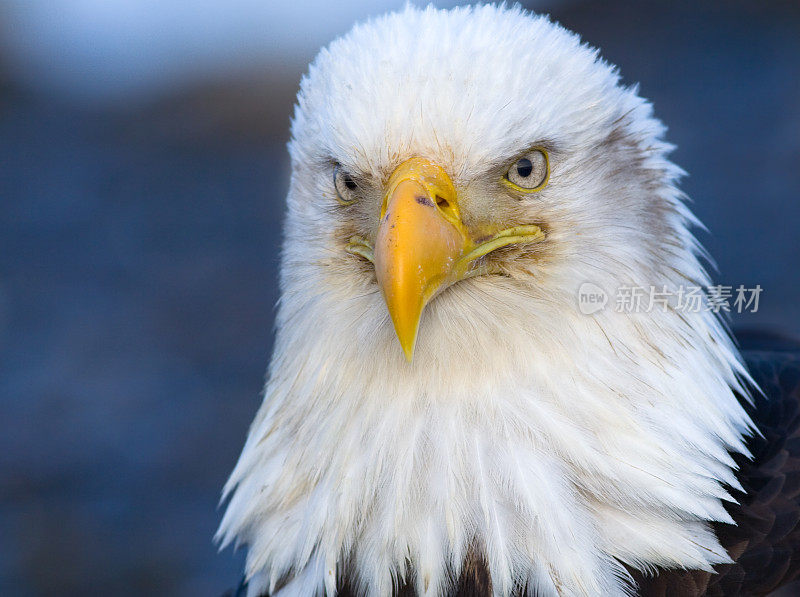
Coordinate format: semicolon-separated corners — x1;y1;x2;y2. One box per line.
217;5;800;596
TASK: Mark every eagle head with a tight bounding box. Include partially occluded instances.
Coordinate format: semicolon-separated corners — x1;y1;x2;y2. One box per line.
218;6;753;596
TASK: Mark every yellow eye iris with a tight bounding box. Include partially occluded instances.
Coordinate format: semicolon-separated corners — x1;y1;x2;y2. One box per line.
334;164;359;205
502;148;549;192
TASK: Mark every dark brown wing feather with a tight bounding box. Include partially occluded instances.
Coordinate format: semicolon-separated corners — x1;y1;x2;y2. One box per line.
231;348;800;597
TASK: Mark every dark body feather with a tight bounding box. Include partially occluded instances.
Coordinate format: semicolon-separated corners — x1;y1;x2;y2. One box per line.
227;343;800;597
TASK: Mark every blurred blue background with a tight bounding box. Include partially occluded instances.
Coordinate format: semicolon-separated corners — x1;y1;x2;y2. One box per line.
0;0;798;595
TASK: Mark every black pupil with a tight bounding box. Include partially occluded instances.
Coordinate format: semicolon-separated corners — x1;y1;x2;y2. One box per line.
343;175;357;190
516;158;533;178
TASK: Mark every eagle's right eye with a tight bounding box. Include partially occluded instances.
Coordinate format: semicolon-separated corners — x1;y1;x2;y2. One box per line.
334;164;359;205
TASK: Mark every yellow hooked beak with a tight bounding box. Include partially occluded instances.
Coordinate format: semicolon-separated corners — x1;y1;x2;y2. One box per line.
347;157;544;362
373;158;467;361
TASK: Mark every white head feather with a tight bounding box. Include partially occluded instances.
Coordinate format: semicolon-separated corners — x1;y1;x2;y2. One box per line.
217;5;754;596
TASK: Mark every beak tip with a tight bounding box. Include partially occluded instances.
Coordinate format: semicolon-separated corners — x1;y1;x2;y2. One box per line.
396;323;418;362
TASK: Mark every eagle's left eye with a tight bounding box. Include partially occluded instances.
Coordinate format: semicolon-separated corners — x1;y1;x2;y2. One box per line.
504;148;549;192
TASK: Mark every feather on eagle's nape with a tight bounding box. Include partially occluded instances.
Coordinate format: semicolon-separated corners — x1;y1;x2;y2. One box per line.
217;5;757;596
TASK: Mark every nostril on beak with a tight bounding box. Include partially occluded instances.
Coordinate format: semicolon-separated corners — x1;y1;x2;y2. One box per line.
435;195;449;209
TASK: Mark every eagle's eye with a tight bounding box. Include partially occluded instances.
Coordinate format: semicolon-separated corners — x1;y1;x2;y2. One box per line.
503;148;549;192
334;164;359;205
